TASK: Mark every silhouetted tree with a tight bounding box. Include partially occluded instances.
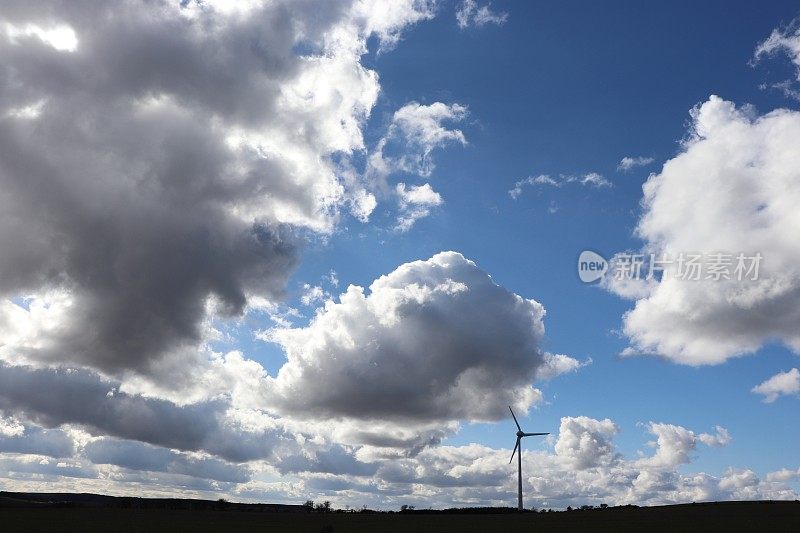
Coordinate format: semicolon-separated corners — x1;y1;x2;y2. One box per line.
315;500;332;512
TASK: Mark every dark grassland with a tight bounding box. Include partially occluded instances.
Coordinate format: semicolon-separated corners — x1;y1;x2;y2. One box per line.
1;493;799;532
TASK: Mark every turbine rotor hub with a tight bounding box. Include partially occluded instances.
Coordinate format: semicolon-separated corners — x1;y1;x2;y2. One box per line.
516;430;524;437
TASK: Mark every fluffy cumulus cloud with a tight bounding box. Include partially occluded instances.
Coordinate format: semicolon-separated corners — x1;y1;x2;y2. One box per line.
554;417;619;469
639;423;731;469
263;252;554;424
455;0;508;29
608;95;800;365
752;368;800;403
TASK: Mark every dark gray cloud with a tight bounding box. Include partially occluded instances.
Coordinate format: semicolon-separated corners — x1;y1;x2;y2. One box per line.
0;363;291;462
0;0;414;375
276;444;378;477
84;438;250;483
0;425;75;458
0;457;97;480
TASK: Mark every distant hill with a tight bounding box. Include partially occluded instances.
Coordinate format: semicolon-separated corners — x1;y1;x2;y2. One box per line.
0;491;304;512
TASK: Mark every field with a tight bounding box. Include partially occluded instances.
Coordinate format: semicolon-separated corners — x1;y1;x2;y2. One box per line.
1;495;799;532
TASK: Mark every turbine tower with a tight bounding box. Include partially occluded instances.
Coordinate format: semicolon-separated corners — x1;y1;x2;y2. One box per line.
508;405;549;511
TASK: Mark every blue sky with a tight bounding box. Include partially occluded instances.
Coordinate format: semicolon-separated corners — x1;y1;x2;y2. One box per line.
287;0;800;497
2;0;800;508
266;0;800;480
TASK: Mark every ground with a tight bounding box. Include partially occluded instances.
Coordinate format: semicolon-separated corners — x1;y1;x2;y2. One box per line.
1;498;799;532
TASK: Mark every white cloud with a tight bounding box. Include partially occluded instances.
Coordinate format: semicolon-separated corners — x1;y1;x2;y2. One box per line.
324;270;340;288
395;182;443;231
368;101;468;187
0;409;792;510
537;353;592;380
349;0;438;53
455;0;508;29
265;417;785;507
248;298;302;329
754;22;800;80
508;175;557;198
617;156;655;172
396;182;444;206
4;99;46;120
600;252;658;300
769;79;800;102
349;189;379;223
300;284;330;307
766;467;800;482
554;417;619;469
610;96;800;365
0;415;25;438
638;423;731;470
698;426;732;448
363;101;466;229
2;21;78;52
752;368;800;403
639;423;695;469
718;468;764;499
754;21;800;101
509;172;611;199
263;252;552;424
580;172;612;188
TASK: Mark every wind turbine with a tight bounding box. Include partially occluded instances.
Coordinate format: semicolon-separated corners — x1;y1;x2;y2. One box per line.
508;406;548;511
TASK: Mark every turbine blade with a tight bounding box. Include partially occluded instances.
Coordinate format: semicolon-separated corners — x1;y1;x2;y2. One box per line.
508;405;521;431
509;437;520;464
522;432;549;436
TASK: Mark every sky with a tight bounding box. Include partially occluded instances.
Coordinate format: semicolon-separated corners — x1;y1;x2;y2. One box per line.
0;0;799;510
